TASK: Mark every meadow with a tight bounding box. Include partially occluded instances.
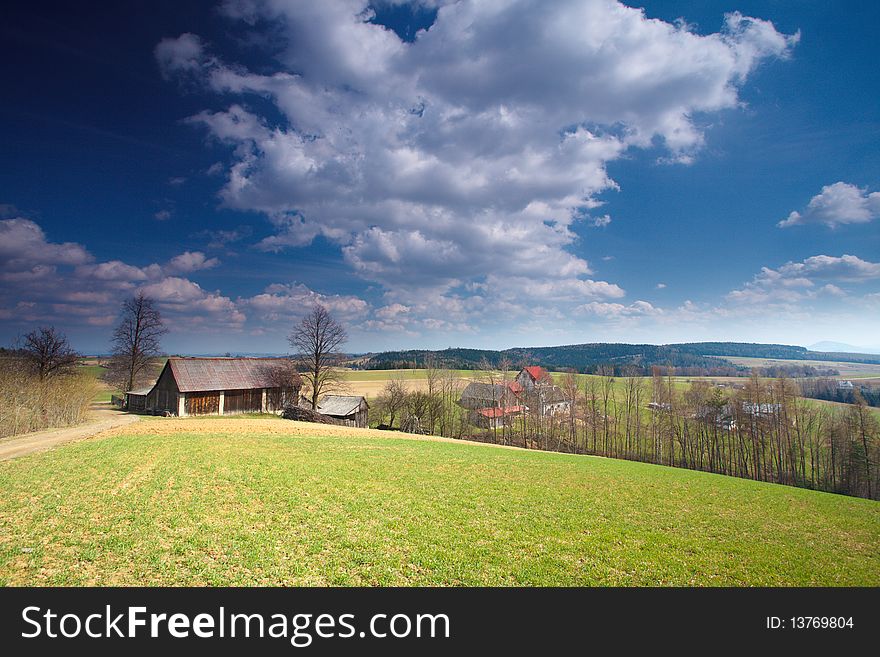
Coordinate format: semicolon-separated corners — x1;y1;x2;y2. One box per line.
0;416;877;586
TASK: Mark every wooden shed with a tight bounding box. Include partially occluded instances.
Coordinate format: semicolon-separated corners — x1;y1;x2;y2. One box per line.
316;395;369;428
135;357;301;416
123;386;152;412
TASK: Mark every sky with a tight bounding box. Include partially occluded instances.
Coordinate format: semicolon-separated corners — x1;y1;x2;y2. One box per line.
1;0;878;355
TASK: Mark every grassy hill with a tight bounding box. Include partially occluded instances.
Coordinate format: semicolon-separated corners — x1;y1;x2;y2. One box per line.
1;417;878;586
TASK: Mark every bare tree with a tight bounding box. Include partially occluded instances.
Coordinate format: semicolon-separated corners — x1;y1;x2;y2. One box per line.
109;293;168;393
21;326;79;380
376;377;407;427
289;305;348;410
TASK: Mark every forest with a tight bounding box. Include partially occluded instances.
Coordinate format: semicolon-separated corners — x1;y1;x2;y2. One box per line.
359;341;877;374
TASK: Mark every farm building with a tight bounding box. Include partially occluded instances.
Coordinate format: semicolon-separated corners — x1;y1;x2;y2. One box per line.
514;366;571;417
515;365;553;391
125;357;301;416
458;381;521;410
316;395;369;428
457;367;572;427
123;386;152;412
471;405;526;429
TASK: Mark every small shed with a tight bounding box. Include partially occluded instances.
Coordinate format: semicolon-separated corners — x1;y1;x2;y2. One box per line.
124;387;153;412
317;395;369;428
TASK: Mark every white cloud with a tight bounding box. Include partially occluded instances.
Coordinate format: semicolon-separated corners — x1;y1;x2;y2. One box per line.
243;282;369;324
0;218;92;269
656;282;667;289
576;300;662;318
778;182;880;228
165;251;221;274
0;217;244;333
726;254;880;308
159;0;796;323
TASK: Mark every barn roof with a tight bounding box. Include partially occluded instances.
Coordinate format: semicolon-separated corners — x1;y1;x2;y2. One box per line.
167;357;301;393
125;387;153;396
317;395;367;417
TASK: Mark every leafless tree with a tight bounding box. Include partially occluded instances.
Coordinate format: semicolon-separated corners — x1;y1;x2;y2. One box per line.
376;377;407;427
21;326;79;380
109;293;168;393
289;305;348;410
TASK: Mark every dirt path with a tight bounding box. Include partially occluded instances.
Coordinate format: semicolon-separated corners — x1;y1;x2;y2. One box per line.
0;402;140;462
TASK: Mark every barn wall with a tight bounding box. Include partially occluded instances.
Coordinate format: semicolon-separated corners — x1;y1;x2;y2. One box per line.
126;394;146;412
224;388;263;414
185;391;221;415
149;363;180;414
266;385;299;412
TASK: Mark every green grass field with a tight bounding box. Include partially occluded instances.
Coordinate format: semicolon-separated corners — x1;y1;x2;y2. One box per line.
1;417;877;586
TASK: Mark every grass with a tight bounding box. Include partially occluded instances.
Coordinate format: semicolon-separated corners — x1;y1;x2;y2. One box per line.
77;363;118;403
0;417;877;586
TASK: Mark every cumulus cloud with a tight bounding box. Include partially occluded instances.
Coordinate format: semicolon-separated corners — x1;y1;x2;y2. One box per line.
778;182;880;228
165;251;221;274
576;300;662;318
0;218;92;270
242;282;369;324
0;217;244;332
158;0;796;323
726;254;880;306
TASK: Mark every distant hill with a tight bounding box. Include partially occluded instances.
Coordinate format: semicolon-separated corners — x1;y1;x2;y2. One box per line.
358;341;880;373
809;341;880;355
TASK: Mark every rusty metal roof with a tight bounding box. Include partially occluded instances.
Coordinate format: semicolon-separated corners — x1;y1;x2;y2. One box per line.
167;357;302;393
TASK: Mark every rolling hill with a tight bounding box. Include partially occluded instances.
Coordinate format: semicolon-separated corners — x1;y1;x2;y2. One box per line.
1;416;877;586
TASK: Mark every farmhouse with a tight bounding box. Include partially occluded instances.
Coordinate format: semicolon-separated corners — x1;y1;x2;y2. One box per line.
458;367;572;427
514;366;572;417
316;395;369;428
125;357;301;416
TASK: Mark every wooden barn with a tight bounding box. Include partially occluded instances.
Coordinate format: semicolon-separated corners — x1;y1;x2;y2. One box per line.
316;395;369;428
126;357;301;416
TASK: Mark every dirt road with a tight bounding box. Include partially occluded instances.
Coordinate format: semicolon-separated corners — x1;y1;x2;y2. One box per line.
0;403;140;462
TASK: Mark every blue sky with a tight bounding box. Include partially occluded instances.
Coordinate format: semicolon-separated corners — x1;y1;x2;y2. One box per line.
1;0;878;354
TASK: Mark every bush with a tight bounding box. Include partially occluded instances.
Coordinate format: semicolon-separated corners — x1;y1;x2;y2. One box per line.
0;359;97;438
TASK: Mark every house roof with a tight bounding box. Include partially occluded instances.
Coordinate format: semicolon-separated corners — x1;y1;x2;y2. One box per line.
477;405;524;418
461;381;510;401
507;380;524;394
522;366;547;381
317;395;368;417
167;357;302;393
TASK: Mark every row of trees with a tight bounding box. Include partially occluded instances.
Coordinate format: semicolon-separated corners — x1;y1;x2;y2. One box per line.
370;363;879;501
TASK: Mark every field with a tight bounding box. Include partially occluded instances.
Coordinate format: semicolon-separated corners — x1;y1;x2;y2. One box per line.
1;416;878;586
723;356;880;379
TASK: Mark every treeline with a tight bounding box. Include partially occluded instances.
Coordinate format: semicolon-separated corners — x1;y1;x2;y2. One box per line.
362;343;747;373
360;340;879;374
0;328;97;439
799;378;880;408
371;367;879;501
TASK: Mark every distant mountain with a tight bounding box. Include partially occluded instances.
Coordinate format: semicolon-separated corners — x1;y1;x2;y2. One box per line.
808;341;880;355
358;341;880;374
